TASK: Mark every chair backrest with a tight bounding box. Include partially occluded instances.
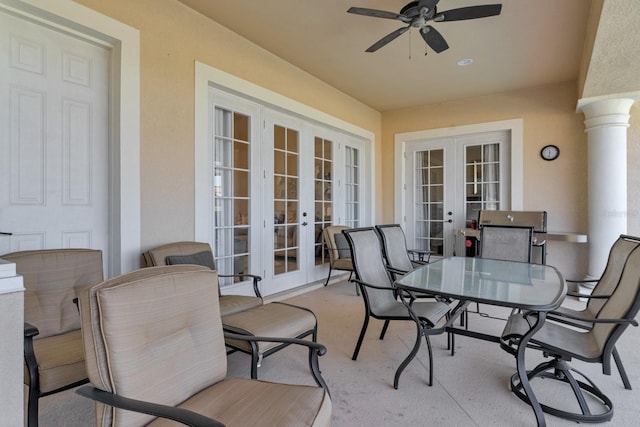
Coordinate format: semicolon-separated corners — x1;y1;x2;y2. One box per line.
2;248;103;338
78;265;224;427
479;225;533;263
587;235;640;315
375;224;414;273
142;241;214;268
323;225;352;265
591;238;640;357
343;228;397;315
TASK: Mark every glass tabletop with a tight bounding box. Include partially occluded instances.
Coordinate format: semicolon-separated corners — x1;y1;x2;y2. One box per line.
395;257;567;311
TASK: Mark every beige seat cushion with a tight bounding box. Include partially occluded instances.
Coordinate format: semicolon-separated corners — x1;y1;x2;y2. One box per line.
148;378;331;427
24;329;87;393
223;302;317;353
220;294;263;317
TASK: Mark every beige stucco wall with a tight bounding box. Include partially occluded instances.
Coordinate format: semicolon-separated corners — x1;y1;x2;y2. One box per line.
382;81;601;278
71;0;639;277
74;0;382;251
381;81;588;227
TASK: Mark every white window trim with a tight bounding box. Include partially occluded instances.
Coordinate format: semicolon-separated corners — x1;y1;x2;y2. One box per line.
194;61;376;240
393;119;524;225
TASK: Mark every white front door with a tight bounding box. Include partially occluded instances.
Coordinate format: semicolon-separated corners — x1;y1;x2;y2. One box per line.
404;131;510;258
0;11;110;266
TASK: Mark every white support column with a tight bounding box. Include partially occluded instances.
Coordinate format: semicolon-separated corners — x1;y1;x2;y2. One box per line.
577;97;636;279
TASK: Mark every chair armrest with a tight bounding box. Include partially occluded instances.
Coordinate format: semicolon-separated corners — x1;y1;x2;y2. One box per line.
407;249;432;263
75;386;224;427
566;278;598;284
352;278;394;292
385;266;409;276
223;331;327;356
24;322;39;338
24;322;40;391
218;273;263;299
565;291;610;299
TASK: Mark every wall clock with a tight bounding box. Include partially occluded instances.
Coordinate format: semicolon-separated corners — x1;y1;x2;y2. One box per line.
540;144;560;161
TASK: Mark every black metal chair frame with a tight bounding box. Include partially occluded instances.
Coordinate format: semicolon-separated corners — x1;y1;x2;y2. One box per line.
508;235;640;423
343;227;450;388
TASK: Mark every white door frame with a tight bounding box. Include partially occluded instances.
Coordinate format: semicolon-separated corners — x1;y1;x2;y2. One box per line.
394;119;524;230
0;0;141;275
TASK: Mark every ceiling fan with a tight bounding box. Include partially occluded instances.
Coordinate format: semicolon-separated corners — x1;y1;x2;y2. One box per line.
347;0;502;53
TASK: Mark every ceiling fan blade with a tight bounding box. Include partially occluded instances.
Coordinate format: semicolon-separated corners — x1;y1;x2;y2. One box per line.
421;25;449;53
347;7;403;21
435;4;502;21
365;26;410;52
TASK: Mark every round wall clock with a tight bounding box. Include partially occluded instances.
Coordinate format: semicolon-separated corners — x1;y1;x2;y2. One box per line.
540;144;560;161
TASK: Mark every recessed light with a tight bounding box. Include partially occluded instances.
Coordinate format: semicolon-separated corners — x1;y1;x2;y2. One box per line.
457;58;473;66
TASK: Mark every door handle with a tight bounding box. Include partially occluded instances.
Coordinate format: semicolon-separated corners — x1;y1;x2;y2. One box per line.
301;222;308;226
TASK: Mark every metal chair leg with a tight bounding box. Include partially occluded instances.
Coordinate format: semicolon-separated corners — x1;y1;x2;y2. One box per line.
352;314;370;361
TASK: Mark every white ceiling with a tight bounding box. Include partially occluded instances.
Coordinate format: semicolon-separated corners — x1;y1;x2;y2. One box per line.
178;0;593;112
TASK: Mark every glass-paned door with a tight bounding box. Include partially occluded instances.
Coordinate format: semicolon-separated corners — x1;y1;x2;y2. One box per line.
273;124;300;275
213;107;252;287
344;145;361;228
264;109;312;293
414;149;446;255
405;131;510;258
465;143;501;226
314;136;333;266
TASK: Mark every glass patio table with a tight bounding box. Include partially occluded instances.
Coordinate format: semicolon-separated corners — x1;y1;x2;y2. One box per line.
394;256;566;427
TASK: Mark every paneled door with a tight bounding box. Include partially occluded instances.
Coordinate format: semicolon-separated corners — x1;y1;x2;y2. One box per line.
0;11;110;266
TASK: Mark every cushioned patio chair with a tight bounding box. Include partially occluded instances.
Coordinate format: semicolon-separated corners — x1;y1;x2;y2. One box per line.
143;241;263;317
343;227;450;387
509;235;640;423
547;234;640;390
76;265;331;426
1;248;103;427
143;242;329;392
322;225;354;288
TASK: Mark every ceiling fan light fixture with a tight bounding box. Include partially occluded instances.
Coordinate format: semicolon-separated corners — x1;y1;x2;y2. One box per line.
457;58;473;66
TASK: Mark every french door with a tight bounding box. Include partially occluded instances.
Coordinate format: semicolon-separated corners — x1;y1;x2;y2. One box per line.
405;131;510;258
208;88;369;295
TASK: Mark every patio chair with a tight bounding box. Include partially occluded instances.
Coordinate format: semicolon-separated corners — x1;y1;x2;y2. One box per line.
468;224;534;325
375;224;430;280
509;235;640;423
143;241;263;316
1;248;103;427
479;224;534;263
75;265;331;426
322;225;354;288
342;227;450;386
143;242;329;392
547;234;640;390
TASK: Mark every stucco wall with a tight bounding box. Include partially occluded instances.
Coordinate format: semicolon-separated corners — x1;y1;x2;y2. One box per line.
74;0;382;250
70;0;639;277
381;82;593;277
